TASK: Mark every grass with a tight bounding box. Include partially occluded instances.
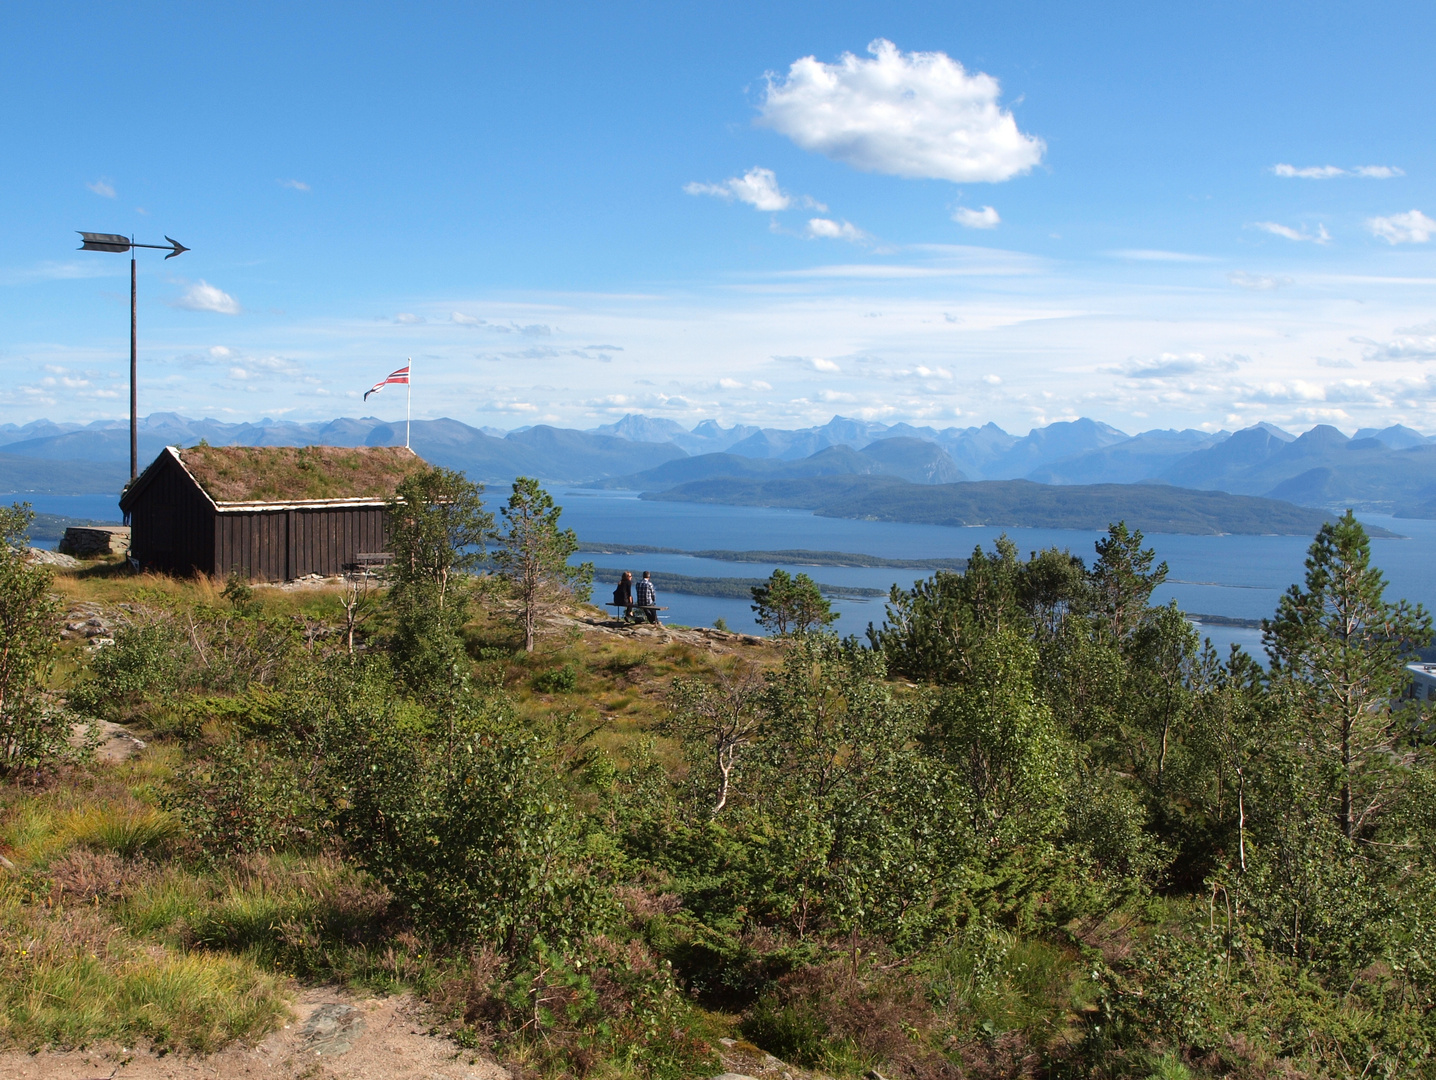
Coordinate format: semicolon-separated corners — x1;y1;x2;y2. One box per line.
0;877;287;1053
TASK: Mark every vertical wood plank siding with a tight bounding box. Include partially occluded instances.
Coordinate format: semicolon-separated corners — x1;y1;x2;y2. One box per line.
128;453;390;581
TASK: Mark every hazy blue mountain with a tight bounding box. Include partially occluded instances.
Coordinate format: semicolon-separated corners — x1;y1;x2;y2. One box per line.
1351;424;1431;449
359;419;688;482
645;475;1345;536
1158;423;1296;490
590;414;691;444
1028;429;1227;485
683;419;763;453
587;437;965;490
5;410;1435;514
983;418;1130;479
855;436;966;483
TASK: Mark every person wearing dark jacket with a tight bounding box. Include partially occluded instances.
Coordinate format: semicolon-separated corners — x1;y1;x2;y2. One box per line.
634;571;658;623
612;571;634;617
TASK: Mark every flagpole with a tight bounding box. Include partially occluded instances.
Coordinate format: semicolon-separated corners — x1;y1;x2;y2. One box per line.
405;357;412;450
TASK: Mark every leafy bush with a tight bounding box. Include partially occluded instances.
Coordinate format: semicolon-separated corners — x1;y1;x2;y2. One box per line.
444;937;717;1080
0;502;67;774
329;696;609;954
166;740;316;858
531;663;577;694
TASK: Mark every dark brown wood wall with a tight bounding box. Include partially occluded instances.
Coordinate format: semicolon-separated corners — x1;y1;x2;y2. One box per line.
127;456;216;576
128;453;389;581
214;506;386;581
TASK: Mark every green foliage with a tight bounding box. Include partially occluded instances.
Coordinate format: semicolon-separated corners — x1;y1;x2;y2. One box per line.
327;688;606;953
220;568;256;613
492;477;594;652
531;663;577;694
926;629;1070;848
386;466;495;694
166;739;315;858
749;568;837;636
1265;509;1431;841
0;503;67;774
1091;520;1169;641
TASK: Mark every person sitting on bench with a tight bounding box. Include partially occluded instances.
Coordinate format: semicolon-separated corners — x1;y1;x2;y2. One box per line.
611;570;634;617
634;571;658;623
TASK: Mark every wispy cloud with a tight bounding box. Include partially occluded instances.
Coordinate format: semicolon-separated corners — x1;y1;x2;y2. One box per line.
1108;249;1216;262
1250;221;1330;243
1272;163;1403;179
1368;210;1436;244
86;178;116;198
393;312;424;324
1229;271;1294;291
758;39;1044;182
171;281;241;315
1354;327;1436;362
278;178;311;191
952;205;1000;229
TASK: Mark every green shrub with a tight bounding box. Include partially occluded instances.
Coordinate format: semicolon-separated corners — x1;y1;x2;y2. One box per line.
531;664;577;694
166;740;315;858
72;619;191;721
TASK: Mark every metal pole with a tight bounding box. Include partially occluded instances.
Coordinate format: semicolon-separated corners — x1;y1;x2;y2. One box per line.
130;254;137;481
406;357;412;450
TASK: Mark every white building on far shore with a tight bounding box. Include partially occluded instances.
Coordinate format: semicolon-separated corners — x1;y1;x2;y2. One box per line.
1405;662;1436;702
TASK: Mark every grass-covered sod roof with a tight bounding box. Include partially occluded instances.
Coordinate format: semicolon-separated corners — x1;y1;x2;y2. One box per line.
178;444;427;503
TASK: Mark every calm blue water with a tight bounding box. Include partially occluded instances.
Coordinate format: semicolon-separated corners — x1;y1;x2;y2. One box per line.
12;485;1430;660
556;490;1436;656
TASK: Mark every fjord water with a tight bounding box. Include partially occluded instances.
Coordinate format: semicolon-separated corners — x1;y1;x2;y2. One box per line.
558;490;1436;656
12;489;1433;657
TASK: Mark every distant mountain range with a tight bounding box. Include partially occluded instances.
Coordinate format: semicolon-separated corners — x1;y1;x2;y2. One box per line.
1;411;1432;521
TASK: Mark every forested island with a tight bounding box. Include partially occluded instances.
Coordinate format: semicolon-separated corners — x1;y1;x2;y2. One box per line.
1;468;1432;1079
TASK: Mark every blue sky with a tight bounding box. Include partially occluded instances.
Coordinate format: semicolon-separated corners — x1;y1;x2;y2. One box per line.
3;1;1436;435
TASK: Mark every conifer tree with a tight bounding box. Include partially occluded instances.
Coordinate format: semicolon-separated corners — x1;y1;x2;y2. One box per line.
493;477;592;652
750;568;836;637
1264;510;1430;840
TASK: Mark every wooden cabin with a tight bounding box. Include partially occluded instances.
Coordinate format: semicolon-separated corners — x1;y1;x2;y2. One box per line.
120;444;427;580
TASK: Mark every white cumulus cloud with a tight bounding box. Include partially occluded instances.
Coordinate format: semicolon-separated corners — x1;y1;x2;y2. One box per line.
758;39;1044;183
685;167;793;211
953;205;1000;229
1368;210;1436;244
1272;163;1403;179
87;178;116;198
805;218;867;242
172;281;240;315
811;357;840;372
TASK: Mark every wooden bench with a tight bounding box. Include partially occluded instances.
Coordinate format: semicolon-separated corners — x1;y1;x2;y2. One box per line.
608;604;668;622
342;552;394;575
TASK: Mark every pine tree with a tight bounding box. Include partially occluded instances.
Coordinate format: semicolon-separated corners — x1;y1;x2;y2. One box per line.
492;478;593;652
750;568;836;637
1264;510;1431;840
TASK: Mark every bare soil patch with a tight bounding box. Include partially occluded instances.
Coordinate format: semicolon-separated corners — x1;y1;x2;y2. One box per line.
0;989;508;1080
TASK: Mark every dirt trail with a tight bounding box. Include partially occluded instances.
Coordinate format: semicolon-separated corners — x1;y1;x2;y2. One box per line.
0;989;508;1080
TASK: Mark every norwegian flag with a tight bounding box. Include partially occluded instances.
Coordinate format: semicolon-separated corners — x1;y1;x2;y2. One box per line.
363;363;410;400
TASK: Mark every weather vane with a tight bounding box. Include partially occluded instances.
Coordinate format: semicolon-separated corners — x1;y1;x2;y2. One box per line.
76;231;190;483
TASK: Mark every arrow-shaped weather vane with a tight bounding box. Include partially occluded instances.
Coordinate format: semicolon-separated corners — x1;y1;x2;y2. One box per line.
78;232;189;259
76;231;191;482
